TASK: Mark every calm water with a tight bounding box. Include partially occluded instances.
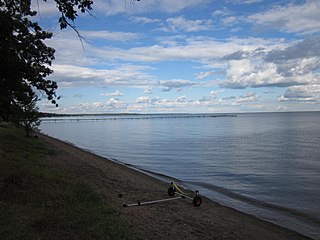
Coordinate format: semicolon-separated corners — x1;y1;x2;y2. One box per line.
40;112;320;239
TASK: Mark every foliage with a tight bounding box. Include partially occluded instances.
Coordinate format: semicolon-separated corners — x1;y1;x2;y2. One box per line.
0;0;94;130
0;125;132;239
0;0;139;127
9;91;41;137
0;0;56;122
55;0;93;29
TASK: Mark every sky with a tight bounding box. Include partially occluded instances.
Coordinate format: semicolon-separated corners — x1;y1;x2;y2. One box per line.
32;0;320;114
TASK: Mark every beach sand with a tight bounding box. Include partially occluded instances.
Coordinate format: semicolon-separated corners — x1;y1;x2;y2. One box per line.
39;133;312;240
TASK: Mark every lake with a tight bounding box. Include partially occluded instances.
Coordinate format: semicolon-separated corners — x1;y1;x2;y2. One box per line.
40;112;320;239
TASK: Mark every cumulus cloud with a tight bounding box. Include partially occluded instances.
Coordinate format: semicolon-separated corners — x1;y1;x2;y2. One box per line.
265;36;320;63
216;92;259;107
176;96;187;103
195;71;215;80
130;16;161;24
212;7;232;18
44;98;127;114
165;16;213;32
47;26;320;114
210;90;224;98
248;0;320;35
31;0;59;17
136;96;150;104
93;0;209;16
159;79;196;92
235;92;258;103
144;87;153;94
37;0;319;114
279;85;320;103
51;64;155;88
84;36;270;63
220;35;320;90
200;90;224;102
221;59;287;89
49;29;281;67
130;96;201;112
263;37;320;82
101;90;124;97
40;91;262;114
221;16;237;26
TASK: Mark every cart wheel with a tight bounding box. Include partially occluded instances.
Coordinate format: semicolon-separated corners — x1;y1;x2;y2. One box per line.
167;186;175;196
193;196;202;207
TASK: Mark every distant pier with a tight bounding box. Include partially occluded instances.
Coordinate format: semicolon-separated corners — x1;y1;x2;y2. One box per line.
40;114;237;122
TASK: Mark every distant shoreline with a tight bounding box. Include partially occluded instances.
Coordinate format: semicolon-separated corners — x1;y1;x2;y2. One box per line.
40;113;237;122
39;110;320;118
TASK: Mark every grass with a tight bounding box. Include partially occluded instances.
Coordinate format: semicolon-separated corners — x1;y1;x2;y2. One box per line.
0;123;132;240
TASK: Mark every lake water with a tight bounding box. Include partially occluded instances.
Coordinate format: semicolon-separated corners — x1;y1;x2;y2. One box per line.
40;112;320;239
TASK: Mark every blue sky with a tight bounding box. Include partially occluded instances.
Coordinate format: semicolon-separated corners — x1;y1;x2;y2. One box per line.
33;0;320;113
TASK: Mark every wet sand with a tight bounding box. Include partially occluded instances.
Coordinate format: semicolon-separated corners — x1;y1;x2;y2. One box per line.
39;133;312;240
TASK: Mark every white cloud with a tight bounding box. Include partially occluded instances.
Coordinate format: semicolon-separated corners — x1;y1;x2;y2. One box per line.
176;96;187;103
248;0;320;34
89;37;275;63
154;0;209;13
101;90;124;97
93;0;209;15
130;16;161;24
106;98;123;107
221;58;302;89
279;85;320;103
159;79;196;92
210;90;224;99
199;90;223;102
144;87;153;94
165;16;213;32
235;92;258;103
45;98;127;114
226;0;262;4
196;71;215;80
130;96;201;112
48;28;320;111
31;0;59;17
222;16;237;26
136;96;150;103
82;30;140;42
212;7;232;17
51;64;156;88
49;29;283;67
265;36;320;62
220;36;320;90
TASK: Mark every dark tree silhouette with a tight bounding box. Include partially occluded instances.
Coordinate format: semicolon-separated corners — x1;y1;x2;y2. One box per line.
0;0;95;136
10;90;41;137
0;0;95;122
0;0;140;134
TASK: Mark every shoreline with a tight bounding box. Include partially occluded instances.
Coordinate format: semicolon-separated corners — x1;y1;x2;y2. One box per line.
39;132;313;240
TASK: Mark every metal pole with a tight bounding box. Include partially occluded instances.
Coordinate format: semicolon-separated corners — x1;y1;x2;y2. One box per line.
123;196;183;207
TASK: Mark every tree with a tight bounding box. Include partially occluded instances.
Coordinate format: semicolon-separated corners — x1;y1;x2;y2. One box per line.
1;0;55;121
0;0;139;130
0;0;94;128
10;90;41;137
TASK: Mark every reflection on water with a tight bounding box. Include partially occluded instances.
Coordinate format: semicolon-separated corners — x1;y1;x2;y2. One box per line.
40;112;320;239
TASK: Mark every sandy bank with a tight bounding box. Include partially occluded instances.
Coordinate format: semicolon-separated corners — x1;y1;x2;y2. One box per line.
39;133;312;240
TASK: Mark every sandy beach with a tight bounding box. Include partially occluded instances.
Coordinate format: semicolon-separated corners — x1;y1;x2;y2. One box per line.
39;133;312;240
